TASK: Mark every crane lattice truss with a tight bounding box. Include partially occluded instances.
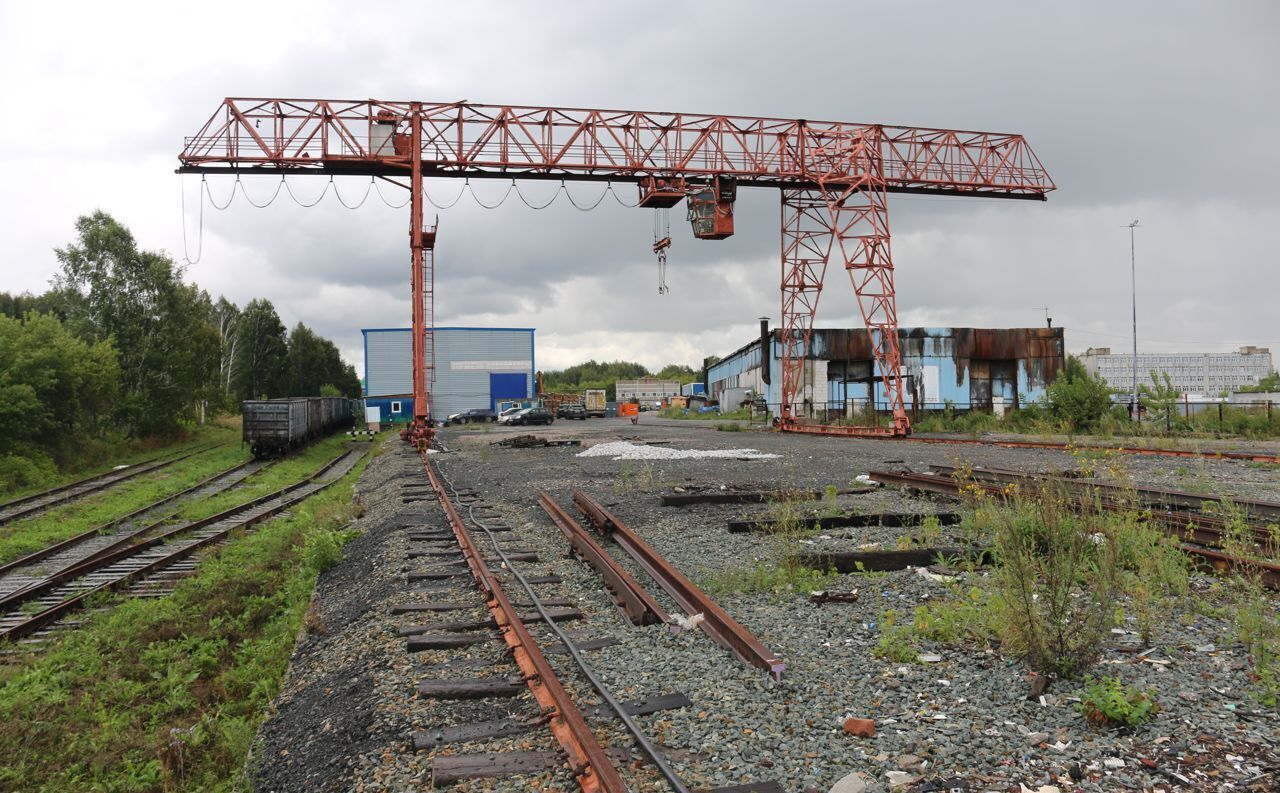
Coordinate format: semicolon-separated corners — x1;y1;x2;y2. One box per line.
179;99;1055;438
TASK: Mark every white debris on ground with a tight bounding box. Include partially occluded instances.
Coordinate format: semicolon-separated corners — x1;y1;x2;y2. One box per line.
576;440;779;461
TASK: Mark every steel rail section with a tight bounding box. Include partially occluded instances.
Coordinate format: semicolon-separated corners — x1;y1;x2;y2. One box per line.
928;463;1280;523
869;469;1280;590
0;458;257;578
537;492;668;626
572;491;784;680
0;453;347;613
906;435;1280;464
0;450;363;641
420;458;626;793
923;465;1278;551
0;445;220;525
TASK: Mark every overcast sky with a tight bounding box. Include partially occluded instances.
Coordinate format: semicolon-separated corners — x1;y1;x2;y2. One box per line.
2;1;1276;376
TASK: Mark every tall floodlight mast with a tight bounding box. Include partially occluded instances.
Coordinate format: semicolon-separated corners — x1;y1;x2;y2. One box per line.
178;99;1054;441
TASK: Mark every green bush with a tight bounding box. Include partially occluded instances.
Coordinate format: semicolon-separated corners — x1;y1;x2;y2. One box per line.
1078;677;1159;727
1047;355;1115;432
989;483;1121;678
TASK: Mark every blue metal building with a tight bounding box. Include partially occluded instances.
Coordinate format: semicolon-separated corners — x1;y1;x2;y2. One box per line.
706;327;1065;417
362;327;535;422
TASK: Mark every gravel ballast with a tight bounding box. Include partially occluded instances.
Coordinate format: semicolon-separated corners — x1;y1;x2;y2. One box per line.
249;422;1280;792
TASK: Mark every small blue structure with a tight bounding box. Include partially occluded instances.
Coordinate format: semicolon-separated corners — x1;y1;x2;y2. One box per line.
707;327;1064;417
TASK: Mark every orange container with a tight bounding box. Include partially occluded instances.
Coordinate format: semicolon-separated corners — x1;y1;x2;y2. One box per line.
619;403;639;417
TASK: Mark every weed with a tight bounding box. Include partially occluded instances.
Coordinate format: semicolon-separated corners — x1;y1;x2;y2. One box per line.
1077;677;1159;727
700;562;836;599
714;422;743;432
873;611;919;663
986;482;1121;678
911;586;1002;650
617;461;663;493
896;514;943;550
820;485;841;519
1110;511;1189;645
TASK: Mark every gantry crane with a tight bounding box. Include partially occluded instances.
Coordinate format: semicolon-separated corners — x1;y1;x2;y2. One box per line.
178;99;1054;442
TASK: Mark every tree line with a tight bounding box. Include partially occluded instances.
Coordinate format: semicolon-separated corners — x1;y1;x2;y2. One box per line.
1;212;360;490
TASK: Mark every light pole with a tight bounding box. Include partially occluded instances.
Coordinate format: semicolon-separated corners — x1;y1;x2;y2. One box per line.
1125;220;1141;421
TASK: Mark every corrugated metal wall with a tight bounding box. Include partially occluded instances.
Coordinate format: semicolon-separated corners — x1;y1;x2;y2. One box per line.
363;327;534;419
708;327;1065;412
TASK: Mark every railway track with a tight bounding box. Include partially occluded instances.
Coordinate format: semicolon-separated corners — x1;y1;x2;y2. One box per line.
870;466;1280;589
0;444;221;526
408;449;781;791
0;457;266;597
0;448;364;645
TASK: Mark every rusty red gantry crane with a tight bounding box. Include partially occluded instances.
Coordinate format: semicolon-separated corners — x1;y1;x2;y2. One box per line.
178;99;1054;443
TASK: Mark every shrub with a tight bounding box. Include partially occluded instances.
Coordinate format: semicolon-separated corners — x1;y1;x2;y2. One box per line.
1047;355;1115;432
988;483;1120;678
1078;677;1159;727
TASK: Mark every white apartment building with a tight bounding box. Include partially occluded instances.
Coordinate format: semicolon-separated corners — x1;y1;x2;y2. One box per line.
616;378;682;403
1079;346;1274;394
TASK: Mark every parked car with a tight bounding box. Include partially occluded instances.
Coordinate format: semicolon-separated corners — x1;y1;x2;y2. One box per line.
509;407;554;426
556;403;587;420
497;407;526;424
447;408;497;425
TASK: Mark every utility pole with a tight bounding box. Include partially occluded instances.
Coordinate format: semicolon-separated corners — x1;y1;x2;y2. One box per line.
1125;220;1141;421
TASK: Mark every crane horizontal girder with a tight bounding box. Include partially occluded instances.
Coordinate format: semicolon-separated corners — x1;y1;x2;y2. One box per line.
178;98;1055;199
179;97;1054;441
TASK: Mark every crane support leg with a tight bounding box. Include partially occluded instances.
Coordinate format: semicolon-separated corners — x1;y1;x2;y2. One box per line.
778;189;833;424
404;104;436;448
778;137;911;437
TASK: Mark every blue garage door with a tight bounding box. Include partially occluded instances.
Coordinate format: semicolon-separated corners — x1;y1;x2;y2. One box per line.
489;372;527;411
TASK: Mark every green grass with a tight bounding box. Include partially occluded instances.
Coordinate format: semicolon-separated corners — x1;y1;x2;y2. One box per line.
700;561;838;599
0;430;248;565
1;423;239;502
657;407;754;421
0;443;369;792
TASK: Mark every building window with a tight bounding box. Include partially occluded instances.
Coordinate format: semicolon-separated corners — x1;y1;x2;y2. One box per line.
391;401;402;413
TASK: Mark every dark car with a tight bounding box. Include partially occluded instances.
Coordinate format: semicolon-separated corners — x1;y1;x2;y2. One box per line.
509;406;554;426
446;408;498;425
556;403;587;420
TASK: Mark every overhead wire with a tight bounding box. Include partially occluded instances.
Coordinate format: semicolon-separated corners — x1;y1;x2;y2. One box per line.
282;175;332;208
332;176;374;210
373;178;412;208
180;175;203;265
237;175;285;209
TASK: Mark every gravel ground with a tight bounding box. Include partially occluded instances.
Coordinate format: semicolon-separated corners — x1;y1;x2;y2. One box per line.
249;421;1279;793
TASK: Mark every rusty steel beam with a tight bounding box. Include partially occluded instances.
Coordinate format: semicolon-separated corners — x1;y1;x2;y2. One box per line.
907;435;1280;464
537;492;669;626
572;491;785;680
928;463;1280;524
421;457;626;793
870;469;1280;590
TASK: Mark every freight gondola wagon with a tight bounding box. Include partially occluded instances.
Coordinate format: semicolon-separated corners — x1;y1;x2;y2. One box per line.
241;397;357;458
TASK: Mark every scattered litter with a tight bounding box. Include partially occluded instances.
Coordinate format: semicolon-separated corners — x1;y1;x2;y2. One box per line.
577;441;778;460
918;653;944;663
854;474;876;484
810;589;859;605
669;612;705;631
914;566;954;583
1195;643;1216;652
1103;757;1125;769
495;434;582;448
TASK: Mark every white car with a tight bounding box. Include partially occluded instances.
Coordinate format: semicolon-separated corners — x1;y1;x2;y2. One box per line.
497;407;527;424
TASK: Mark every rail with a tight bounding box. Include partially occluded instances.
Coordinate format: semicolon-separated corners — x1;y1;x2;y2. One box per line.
572;491;784;679
0;449;363;642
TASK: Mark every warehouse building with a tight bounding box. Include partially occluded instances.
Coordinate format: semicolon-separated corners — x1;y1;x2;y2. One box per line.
1079;346;1274;395
706;326;1064;417
362;327;535;422
616;378;682;405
